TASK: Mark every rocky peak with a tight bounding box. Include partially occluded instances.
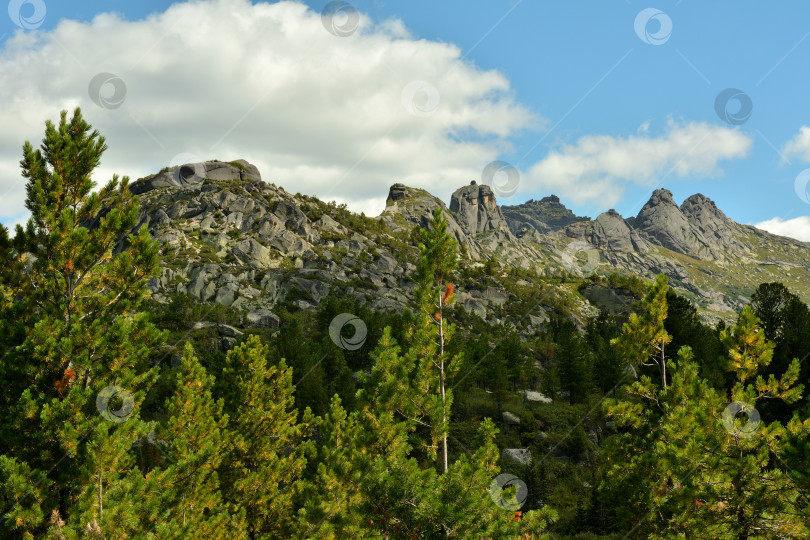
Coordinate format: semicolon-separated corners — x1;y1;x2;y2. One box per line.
449;183;509;235
566;208;648;253
380;183;483;259
634;189;713;257
502;193;589;234
130;159;261;195
680;193;746;254
387;183;408;202
680;193;728;224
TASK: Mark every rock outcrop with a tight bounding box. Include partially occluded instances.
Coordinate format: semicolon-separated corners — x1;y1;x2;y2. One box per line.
680;193;748;256
115;159;810;328
449;183;510;235
566;209;648;253
502;194;589;234
634;189;712;258
381;183;482;259
130;159;261;194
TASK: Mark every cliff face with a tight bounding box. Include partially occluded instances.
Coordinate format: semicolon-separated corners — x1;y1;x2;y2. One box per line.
125;159;810;327
449;182;510;235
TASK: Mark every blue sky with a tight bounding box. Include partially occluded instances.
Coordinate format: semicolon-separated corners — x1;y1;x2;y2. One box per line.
2;0;809;240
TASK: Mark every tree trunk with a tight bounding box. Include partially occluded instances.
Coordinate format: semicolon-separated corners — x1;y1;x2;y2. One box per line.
98;451;103;521
438;285;448;474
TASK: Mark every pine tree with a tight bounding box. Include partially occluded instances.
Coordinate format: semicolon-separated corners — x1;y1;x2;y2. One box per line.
602;307;809;538
415;207;459;473
554;319;592;404
217;335;314;538
612;274;671;389
0;108;164;537
750;282;810;413
150;342;246;538
585;308;624;394
665;290;727;389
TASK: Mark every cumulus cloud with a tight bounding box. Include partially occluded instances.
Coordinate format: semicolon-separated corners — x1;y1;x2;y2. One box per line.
783;126;810;162
754;216;810;242
0;0;755;227
521;121;752;207
0;0;538;223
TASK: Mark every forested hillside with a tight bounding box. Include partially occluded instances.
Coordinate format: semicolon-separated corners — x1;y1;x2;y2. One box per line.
1;110;809;538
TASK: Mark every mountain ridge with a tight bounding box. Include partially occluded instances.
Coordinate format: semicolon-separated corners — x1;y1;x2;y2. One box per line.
125;159;810;329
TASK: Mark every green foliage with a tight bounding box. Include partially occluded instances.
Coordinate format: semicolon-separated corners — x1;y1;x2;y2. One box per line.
0;108;166;538
553;318;593;404
3;111;809;538
218;335;314;537
750;282;810;415
601;306;810;538
665;290;727;389
611;274;671;389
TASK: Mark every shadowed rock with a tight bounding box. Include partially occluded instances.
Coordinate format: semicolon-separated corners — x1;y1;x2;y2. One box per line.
449;183;510;235
502;194;589;234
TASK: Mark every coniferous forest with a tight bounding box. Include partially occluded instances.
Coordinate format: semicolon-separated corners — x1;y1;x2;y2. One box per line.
2;110;810;539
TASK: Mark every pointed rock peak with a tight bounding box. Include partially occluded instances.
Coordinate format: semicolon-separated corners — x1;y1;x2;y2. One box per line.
681;193;726;218
634;187;717;256
646;188;677;207
683;192;711;205
450;183;508;235
635;188;681;222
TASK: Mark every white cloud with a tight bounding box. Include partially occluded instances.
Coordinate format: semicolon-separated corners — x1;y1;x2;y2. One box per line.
754;216;810;242
0;0;539;224
783;126;810;162
522;121;752;207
